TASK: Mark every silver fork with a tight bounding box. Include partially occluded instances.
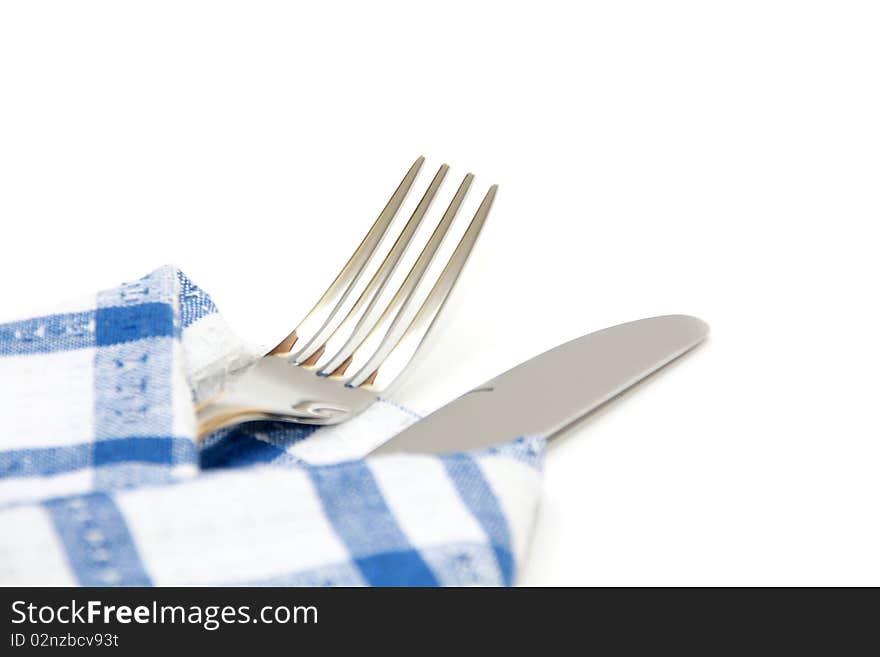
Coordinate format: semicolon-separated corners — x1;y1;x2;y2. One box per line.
195;157;496;440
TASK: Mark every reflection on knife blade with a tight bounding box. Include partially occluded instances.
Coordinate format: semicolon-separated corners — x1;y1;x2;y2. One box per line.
370;315;708;456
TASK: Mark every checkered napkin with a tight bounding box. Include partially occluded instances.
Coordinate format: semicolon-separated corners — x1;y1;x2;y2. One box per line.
0;266;543;586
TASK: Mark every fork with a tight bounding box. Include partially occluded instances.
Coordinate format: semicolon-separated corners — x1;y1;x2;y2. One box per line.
195;157;496;440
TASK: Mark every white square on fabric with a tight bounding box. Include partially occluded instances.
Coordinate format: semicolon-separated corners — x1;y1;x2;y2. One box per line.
0;470;93;508
477;455;543;563
116;466;352;585
369;455;487;548
0;348;96;450
0;506;77;585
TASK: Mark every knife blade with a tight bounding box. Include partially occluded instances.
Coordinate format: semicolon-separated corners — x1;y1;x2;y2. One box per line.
370;314;708;456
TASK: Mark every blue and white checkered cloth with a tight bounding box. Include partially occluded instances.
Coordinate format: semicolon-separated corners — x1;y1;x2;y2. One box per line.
0;267;544;586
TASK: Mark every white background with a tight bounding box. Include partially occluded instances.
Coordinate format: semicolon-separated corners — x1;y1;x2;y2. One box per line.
1;2;878;585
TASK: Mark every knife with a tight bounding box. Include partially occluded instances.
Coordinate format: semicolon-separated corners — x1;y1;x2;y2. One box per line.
370;314;708;455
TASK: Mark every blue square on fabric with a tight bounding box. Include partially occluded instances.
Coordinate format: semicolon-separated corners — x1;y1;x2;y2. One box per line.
94;436;178;467
356;550;441;587
95;302;175;346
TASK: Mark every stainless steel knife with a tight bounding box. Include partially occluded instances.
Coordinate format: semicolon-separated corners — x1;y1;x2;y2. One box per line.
370;314;708;455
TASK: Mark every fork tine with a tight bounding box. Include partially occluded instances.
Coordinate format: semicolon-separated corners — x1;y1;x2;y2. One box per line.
268;156;424;355
345;184;497;390
292;164;449;365
319;173;474;377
